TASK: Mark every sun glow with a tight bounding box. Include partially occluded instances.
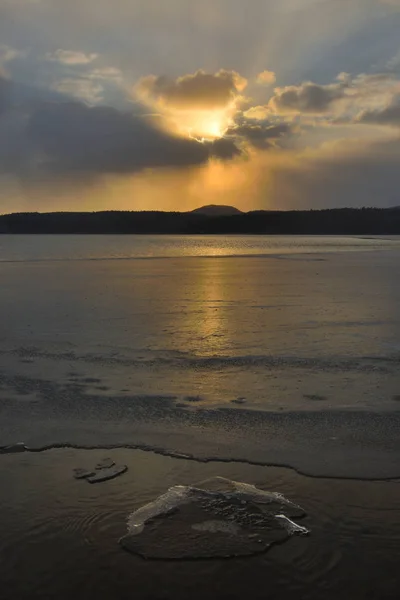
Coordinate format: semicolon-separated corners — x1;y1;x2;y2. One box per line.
135;70;245;142
192;116;224;140
169;108;233;141
148;101;239;141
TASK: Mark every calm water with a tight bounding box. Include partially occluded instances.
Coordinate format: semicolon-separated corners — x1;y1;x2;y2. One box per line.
1;235;400;598
1;233;400;261
1;448;399;600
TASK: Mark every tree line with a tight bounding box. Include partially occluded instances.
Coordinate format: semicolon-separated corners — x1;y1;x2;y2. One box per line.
0;208;399;235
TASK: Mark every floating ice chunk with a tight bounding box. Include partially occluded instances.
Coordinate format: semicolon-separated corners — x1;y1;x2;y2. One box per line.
87;464;127;483
73;468;95;480
120;477;309;559
73;457;127;483
95;458;115;470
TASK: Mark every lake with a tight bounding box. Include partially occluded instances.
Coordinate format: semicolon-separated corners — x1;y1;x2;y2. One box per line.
0;235;399;599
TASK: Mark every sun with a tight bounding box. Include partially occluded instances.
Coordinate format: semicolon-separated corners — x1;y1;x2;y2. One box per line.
166;108;233;141
146;98;239;143
197;117;224;140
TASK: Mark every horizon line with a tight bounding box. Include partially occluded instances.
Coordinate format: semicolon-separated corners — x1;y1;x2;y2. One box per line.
2;206;400;218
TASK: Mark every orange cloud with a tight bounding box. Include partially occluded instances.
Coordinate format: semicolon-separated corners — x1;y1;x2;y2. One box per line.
243;105;271;120
256;70;276;85
135;69;248;140
136;69;247;112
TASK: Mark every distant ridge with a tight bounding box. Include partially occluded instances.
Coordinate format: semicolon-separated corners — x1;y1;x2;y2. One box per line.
191;204;243;216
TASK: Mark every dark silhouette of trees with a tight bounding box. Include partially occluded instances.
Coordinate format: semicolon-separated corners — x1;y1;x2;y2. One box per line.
0;207;399;235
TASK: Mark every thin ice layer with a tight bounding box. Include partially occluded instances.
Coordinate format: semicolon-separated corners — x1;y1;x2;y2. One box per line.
126;485;192;535
87;464;127;483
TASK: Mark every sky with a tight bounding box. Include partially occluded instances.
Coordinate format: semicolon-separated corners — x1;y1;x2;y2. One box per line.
0;0;400;212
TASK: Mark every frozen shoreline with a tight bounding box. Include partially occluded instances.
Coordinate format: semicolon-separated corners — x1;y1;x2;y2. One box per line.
1;404;399;480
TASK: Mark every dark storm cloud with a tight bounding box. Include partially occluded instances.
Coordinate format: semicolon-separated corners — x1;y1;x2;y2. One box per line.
26;102;213;174
208;137;241;159
269;80;347;114
136;70;247;111
0;85;243;179
227;122;291;149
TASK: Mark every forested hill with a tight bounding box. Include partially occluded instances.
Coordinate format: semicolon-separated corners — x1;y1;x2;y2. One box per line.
0;207;399;235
